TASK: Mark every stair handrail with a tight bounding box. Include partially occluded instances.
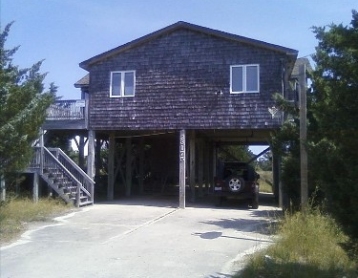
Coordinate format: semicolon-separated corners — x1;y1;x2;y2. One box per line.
41;147;83;205
30;146;95;206
47;147;95;203
48;148;95;183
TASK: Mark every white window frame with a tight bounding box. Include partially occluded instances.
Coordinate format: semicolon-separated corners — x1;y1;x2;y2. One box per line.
230;64;260;94
110;70;136;97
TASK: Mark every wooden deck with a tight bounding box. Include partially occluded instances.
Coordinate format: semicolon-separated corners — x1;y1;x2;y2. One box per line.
43;99;88;130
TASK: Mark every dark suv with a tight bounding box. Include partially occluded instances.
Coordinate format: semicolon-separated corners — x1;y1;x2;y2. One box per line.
213;162;260;209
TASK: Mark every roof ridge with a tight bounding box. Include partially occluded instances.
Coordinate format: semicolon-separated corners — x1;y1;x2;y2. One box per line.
79;21;298;70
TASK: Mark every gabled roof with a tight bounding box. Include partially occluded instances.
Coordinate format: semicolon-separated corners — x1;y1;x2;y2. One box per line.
79;21;298;71
74;74;89;88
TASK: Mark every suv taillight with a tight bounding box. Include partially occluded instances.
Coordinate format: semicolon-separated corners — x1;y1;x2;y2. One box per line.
214;177;223;191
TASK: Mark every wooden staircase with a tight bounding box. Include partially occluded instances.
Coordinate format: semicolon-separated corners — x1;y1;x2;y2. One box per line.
29;146;95;207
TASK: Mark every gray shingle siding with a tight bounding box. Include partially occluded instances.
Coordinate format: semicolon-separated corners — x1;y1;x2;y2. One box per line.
87;28;293;130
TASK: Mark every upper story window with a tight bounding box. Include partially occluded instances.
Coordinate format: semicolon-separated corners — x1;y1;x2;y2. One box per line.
230;65;259;93
110;70;135;97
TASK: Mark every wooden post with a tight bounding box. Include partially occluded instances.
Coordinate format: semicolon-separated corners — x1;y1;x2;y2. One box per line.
87;130;96;199
125;137;132;197
95;138;102;177
139;137;144;194
33;172;39;203
204;142;210;193
197;139;204;198
108;133;115;200
212;142;217;187
179;130;186;208
78;135;85;170
299;64;308;209
115;146;126;187
85;99;89;128
207;142;213;192
189;131;196;202
87;130;95;179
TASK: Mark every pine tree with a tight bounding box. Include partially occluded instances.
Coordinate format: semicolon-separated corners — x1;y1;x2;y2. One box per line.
310;10;358;241
0;22;54;177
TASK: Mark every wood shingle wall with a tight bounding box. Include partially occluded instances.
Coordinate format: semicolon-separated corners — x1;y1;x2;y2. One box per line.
85;24;297;131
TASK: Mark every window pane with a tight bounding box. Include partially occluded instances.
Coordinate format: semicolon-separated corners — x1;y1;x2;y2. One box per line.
111;73;121;96
124;72;134;96
232;67;243;92
246;66;258;91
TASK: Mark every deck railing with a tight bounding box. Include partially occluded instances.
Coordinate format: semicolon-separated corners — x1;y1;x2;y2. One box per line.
46;99;87;121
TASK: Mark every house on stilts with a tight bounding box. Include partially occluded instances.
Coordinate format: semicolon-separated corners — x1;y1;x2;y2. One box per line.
28;21;300;207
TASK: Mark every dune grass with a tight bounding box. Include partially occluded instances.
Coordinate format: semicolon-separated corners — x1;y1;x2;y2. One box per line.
236;209;357;278
0;197;72;244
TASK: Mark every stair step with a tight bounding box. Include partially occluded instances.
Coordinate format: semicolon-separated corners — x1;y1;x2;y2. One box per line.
36;147;94;207
55;181;73;187
63;186;77;191
57;184;72;189
79;200;93;206
49;173;64;179
80;195;89;199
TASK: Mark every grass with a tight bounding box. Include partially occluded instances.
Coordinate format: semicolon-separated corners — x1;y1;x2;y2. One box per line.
235;209;358;277
257;170;273;193
0;197;73;244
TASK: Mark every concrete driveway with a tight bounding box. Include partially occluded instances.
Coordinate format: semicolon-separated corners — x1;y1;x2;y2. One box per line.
0;195;279;278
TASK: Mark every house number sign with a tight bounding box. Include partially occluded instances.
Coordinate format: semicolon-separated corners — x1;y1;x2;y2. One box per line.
179;129;186;208
179;131;185;162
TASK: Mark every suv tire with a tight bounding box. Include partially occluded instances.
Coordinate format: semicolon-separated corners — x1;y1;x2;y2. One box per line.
226;176;245;193
250;194;259;209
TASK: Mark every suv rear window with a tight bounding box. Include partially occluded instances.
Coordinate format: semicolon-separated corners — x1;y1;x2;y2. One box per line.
218;162;256;181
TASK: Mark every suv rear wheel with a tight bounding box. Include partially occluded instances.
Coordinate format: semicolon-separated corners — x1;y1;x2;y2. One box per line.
226;176;245;193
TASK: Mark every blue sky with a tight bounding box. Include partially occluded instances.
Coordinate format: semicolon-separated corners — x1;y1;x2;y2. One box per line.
1;0;357;153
